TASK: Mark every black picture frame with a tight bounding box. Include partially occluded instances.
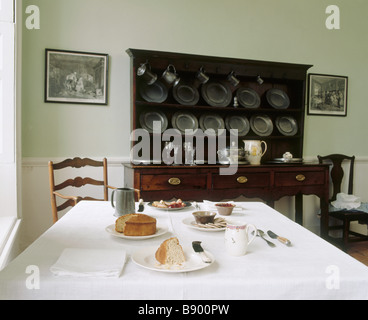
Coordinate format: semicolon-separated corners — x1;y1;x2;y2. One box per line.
307;73;348;116
45;49;108;105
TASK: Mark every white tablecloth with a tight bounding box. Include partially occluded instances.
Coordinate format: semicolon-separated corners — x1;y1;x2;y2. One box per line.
1;201;368;300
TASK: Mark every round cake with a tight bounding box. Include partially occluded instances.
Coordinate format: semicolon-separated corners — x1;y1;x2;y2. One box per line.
115;213;156;236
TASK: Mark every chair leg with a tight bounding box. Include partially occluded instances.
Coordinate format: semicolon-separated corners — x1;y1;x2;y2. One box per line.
343;220;350;249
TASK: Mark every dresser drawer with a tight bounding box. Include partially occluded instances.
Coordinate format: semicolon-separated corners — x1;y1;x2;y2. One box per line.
275;171;325;187
140;174;207;191
213;172;270;189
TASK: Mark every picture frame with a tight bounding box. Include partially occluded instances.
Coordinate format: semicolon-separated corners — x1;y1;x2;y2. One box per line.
45;49;109;105
307;73;348;116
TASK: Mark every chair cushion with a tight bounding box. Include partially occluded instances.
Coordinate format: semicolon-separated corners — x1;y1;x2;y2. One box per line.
329;203;368;222
329;202;368;213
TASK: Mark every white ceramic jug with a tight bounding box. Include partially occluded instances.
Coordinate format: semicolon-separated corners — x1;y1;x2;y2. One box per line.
224;221;257;256
243;140;267;165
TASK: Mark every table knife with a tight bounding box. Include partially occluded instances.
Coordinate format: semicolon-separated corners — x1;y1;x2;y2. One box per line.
192;241;212;263
138;199;144;212
267;230;291;246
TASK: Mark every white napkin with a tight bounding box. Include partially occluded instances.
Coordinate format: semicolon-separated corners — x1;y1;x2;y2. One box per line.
50;248;126;278
331;193;361;210
202;200;242;211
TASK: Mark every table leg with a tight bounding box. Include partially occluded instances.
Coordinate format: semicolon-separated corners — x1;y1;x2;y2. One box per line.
320;197;329;239
295;194;303;225
266;200;275;208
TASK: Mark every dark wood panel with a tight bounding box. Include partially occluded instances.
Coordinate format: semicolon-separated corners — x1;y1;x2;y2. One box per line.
212;172;270;189
140;174;207;191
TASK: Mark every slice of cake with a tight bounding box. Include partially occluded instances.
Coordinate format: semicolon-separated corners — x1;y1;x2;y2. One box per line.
115;213;156;236
155;237;186;265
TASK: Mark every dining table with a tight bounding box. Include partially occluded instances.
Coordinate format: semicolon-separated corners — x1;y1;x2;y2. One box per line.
1;200;368;301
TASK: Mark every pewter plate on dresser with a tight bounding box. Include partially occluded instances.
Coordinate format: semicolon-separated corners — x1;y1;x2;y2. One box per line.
199;113;225;135
225;115;250;136
139;81;168;103
250;114;274;136
172;82;200;106
236;87;261;109
172;111;199;134
266;89;290;109
139;110;168;133
276;116;298;136
201;81;232;107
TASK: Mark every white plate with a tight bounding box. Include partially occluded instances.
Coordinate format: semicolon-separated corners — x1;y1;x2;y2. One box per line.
147;201;192;211
105;225;168;240
182;217;227;232
131;245;215;273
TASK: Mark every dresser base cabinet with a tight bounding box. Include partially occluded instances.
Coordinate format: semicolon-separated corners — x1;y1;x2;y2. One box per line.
123;163;330;236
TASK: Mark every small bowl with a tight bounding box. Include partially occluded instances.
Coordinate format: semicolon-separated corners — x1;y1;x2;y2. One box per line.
215;203;235;216
192;211;216;224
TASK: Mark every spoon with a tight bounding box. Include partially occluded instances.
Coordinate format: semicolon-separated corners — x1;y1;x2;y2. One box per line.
254;229;276;248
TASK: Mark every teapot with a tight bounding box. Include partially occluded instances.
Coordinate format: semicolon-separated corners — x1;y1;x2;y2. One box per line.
243;140;267;165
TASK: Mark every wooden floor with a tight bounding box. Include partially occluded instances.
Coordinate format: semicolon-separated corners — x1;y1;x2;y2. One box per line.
347;242;368;266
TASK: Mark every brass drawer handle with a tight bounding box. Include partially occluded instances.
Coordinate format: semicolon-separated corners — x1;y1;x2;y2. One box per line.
168;177;181;186
296;174;306;182
237;176;248;184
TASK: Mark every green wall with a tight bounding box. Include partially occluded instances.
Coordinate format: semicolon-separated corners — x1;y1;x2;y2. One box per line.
21;0;368;158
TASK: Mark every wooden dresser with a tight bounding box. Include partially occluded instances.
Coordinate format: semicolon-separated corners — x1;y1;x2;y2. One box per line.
124;49;330;237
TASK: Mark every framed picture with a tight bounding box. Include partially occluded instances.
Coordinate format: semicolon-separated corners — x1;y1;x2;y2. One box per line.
307;73;348;116
45;49;108;105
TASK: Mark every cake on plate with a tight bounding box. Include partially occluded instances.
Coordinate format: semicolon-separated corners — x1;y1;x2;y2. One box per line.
115;213;156;236
155;237;186;265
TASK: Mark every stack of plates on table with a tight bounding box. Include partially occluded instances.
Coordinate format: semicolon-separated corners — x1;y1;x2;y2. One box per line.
199;113;225;135
225;115;250;136
250;114;274;136
139;110;168;133
276;116;298;136
201;81;232;107
266;89;290;109
172;111;199;134
236;87;260;109
139;81;168;103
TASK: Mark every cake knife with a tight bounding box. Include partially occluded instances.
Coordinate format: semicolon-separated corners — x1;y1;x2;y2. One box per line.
192;241;212;263
267;230;291;246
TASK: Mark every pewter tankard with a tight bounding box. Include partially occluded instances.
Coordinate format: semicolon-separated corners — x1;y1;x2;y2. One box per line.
111;188;140;217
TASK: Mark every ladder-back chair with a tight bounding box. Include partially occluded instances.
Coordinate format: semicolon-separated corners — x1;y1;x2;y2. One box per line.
48;157;116;223
318;154;368;249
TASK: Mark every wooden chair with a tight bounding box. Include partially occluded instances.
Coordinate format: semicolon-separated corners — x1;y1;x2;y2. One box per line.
48;157;116;223
318;154;368;249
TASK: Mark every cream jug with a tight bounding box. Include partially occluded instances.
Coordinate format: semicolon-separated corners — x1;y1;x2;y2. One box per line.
243;140;267;165
225;221;257;256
